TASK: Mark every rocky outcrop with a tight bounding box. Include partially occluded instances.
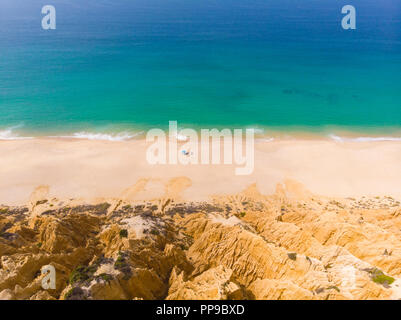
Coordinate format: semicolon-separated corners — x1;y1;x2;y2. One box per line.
1;181;401;300
167;266;244;300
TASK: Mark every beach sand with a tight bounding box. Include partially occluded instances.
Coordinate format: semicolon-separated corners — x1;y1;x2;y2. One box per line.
1;138;401;205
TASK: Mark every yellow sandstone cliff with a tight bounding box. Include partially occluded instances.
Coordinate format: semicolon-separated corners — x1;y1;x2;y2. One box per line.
0;179;400;300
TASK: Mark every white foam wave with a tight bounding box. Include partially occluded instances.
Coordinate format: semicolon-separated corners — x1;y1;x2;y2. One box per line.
329;134;401;143
248;128;265;135
0;127;33;140
257;137;275;143
55;131;143;141
176;133;189;142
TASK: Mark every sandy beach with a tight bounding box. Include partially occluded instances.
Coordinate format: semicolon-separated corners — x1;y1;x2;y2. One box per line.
1;137;401;205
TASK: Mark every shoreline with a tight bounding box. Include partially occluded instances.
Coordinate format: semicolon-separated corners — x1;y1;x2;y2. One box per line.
3;123;401;143
1;137;401;205
3;131;401;143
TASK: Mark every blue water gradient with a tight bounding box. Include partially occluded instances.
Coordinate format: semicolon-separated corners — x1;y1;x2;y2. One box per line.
0;0;400;137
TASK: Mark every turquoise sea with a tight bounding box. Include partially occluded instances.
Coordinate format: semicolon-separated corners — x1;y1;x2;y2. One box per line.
0;0;400;140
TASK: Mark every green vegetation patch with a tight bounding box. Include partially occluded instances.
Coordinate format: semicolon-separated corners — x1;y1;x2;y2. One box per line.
69;265;98;285
114;255;127;269
179;243;189;251
95;203;111;214
114;251;132;280
368;268;395;286
119;229;128;238
327;285;340;292
64;287;86;300
150;229;160;236
96;273;113;283
64;288;74;300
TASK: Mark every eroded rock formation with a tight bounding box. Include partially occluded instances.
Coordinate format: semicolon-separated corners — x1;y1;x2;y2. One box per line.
1;180;401;300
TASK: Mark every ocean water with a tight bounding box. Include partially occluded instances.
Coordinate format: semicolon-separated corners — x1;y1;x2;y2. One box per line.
0;0;400;140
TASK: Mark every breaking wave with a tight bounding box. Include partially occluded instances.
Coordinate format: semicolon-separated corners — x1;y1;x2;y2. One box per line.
329;134;401;142
0;124;33;140
56;131;144;141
